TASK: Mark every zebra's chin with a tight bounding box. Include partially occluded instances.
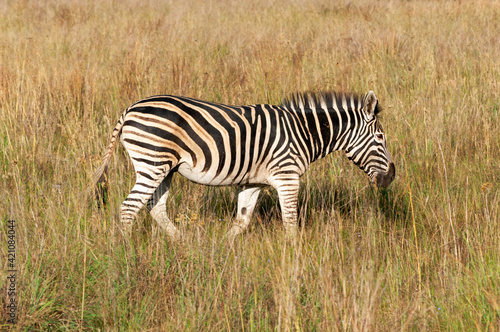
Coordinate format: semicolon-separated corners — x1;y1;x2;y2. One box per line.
373;162;395;188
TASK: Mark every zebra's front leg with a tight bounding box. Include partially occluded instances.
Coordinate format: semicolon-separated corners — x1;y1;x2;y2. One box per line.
272;174;300;241
147;172;181;242
226;185;262;242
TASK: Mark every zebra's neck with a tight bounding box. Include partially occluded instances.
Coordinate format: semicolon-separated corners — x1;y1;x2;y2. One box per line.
281;91;360;164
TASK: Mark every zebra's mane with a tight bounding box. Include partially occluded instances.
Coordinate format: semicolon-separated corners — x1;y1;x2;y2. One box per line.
280;91;382;116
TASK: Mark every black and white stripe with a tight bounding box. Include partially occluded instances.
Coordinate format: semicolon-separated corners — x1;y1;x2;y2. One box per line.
93;91;395;240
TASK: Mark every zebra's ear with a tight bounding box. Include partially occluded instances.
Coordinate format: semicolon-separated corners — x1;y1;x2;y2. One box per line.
363;91;378;120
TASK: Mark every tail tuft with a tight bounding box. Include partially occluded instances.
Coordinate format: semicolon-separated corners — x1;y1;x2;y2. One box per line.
92;164;109;207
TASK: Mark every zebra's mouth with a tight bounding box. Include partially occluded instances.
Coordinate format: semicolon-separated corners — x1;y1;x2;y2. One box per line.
373;162;395;188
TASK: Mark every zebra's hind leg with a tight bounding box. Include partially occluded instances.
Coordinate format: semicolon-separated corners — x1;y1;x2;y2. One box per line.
119;168;167;234
146;172;181;241
226;185;262;242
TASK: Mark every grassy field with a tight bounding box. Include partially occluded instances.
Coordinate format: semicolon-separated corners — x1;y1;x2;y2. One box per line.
1;0;499;330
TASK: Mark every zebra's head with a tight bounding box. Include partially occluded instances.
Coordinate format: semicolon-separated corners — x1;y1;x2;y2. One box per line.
344;91;395;188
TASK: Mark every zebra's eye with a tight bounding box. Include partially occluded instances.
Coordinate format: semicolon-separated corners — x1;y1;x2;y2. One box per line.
375;133;384;141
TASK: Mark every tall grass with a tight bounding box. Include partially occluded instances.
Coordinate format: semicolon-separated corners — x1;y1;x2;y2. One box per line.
1;0;499;330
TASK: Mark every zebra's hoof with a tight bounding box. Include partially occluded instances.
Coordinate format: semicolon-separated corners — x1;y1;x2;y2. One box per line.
284;226;298;243
166;229;182;243
119;222;133;236
225;228;240;245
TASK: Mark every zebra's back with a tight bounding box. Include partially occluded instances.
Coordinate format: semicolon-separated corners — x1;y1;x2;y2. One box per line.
121;95;298;186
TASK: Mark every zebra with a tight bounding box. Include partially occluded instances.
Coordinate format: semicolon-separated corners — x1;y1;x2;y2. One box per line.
92;91;395;241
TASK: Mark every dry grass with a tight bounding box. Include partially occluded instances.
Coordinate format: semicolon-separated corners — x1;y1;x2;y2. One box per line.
1;0;499;330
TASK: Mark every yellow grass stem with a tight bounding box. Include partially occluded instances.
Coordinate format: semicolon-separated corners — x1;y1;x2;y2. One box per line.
80;219;87;330
401;148;421;293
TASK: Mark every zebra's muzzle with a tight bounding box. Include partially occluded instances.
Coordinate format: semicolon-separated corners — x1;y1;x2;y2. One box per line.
374;162;395;188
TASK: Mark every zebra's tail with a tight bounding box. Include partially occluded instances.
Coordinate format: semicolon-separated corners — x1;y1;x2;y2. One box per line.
91;110;127;206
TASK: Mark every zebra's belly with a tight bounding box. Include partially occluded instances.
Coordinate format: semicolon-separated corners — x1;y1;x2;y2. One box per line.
177;163;269;186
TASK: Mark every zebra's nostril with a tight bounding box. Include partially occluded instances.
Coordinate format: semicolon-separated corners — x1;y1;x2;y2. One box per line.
375;162;395;188
388;162;395;182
